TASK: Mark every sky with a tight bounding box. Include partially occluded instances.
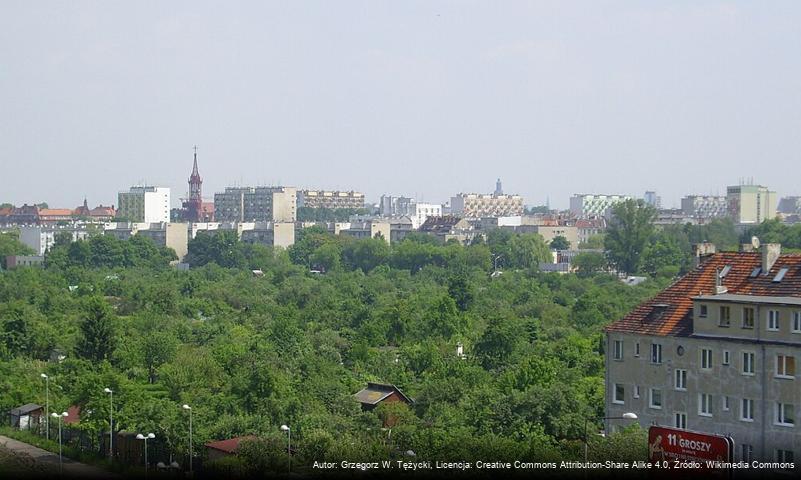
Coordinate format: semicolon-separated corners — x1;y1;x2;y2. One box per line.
1;1;800;210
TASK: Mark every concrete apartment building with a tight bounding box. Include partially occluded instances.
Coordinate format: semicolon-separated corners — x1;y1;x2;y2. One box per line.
450;193;523;219
118;186;170;224
606;244;801;463
727;184;777;225
103;222;189;261
17;226;92;255
297;190;365;210
340;220;391;244
569;194;631;218
379;195;442;229
214;187;297;223
778;197;801;215
681;195;729;219
189;222;295;249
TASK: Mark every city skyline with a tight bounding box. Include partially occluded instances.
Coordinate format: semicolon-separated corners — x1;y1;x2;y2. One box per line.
2;1;801;209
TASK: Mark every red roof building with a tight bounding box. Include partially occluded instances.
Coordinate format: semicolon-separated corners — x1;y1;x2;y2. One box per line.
605;243;801;464
204;435;258;461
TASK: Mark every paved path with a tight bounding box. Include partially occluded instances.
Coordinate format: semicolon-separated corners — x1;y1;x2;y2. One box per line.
0;435;118;478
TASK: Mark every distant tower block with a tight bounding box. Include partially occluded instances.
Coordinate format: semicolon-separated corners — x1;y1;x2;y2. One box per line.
495;178;503;196
184;146;204;222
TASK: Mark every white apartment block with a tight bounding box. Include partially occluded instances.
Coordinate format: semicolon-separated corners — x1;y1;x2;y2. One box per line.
727;184;777;225
681;195;730;219
450;193;523;219
606;244;801;463
569;194;631;218
18;226;91;256
118;186;170;223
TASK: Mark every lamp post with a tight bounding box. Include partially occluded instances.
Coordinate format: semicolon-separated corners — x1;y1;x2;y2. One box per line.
136;433;156;474
51;411;68;474
492;254;503;272
40;373;49;440
280;425;291;473
182;404;193;475
103;388;113;461
583;412;637;463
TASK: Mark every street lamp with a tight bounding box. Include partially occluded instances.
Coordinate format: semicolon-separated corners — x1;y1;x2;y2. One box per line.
51;411;68;474
136;433;156;473
182;404;193;475
40;374;49;440
280;425;291;473
584;413;637;463
104;388;113;461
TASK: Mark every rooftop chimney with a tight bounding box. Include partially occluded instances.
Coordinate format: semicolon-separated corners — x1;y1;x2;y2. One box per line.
692;242;716;268
762;243;781;274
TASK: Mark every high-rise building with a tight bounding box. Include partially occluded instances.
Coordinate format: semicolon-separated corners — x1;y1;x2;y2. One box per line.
727;184;777;225
297;190;365;209
680;195;729;219
569;194;631;218
118;186;170;223
643;191;661;209
778;197;801;215
606;244;801;463
379;195;442;228
213;186;297;223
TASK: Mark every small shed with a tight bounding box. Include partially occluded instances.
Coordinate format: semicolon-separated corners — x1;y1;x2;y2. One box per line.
354;383;413;412
9;403;43;430
205;435;258;462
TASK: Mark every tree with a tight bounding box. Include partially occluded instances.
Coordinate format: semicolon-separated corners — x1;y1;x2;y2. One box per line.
508;234;551;269
604;199;656;275
549;236;571;251
0;232;35;269
572;252;607;278
76;297;116;362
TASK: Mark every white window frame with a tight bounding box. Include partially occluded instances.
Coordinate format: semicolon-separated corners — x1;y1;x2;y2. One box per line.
775;449;794;463
633;385;640;399
768;310;780;331
613;383;625;405
723;350;730;366
701;348;713;370
698;393;712;417
775;402;795;427
699;304;708;317
723;396;730;411
719;305;731;327
793;312;801;333
634;342;640;357
613;340;624;361
651;343;662;365
776;355;796;379
649;388;663;410
741;398;754;422
742;351;755;376
675;369;687;391
674;412;687;430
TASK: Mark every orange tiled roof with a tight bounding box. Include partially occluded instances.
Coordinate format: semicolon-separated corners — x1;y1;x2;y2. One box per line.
38;209;74;216
606;252;801;337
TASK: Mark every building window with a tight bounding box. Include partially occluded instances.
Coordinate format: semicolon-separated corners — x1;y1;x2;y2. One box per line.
776;449;794;463
651;343;662;364
613;340;624;361
634;385;640;399
698;393;712;417
742;352;755;375
719;306;730;327
775;403;795;426
723;396;730;411
741;444;754;462
701;348;713;370
674;412;687;430
699;305;708;317
742;307;755;329
649;388;662;409
613;384;625;405
768;310;780;331
741;399;754;421
635;342;640;357
675;369;687;390
793;312;801;333
776;355;796;378
723;350;730;366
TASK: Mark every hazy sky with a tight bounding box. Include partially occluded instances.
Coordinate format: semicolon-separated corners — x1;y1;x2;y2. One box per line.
2;1;800;210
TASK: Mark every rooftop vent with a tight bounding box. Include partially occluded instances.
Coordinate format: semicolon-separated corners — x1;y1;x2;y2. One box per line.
762;243;781;275
715;268;728;295
719;265;731;278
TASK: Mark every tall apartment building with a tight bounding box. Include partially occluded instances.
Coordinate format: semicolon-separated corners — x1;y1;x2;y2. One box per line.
778;197;801;215
213;187;297;223
680;195;729;219
606;244;801;463
727;184;777;225
644;191;661;209
103;222;189;261
450;193;523;219
379;195;442;228
569;194;631;218
18;226;91;255
297;190;365;209
118;186;170;223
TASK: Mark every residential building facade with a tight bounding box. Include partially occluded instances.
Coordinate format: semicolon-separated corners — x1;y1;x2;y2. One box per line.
606;244;801;463
214;186;297;223
727;184;777;225
680;195;729;219
450;193;523;218
569;194;631;218
118;186;171;223
297;190;365;210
